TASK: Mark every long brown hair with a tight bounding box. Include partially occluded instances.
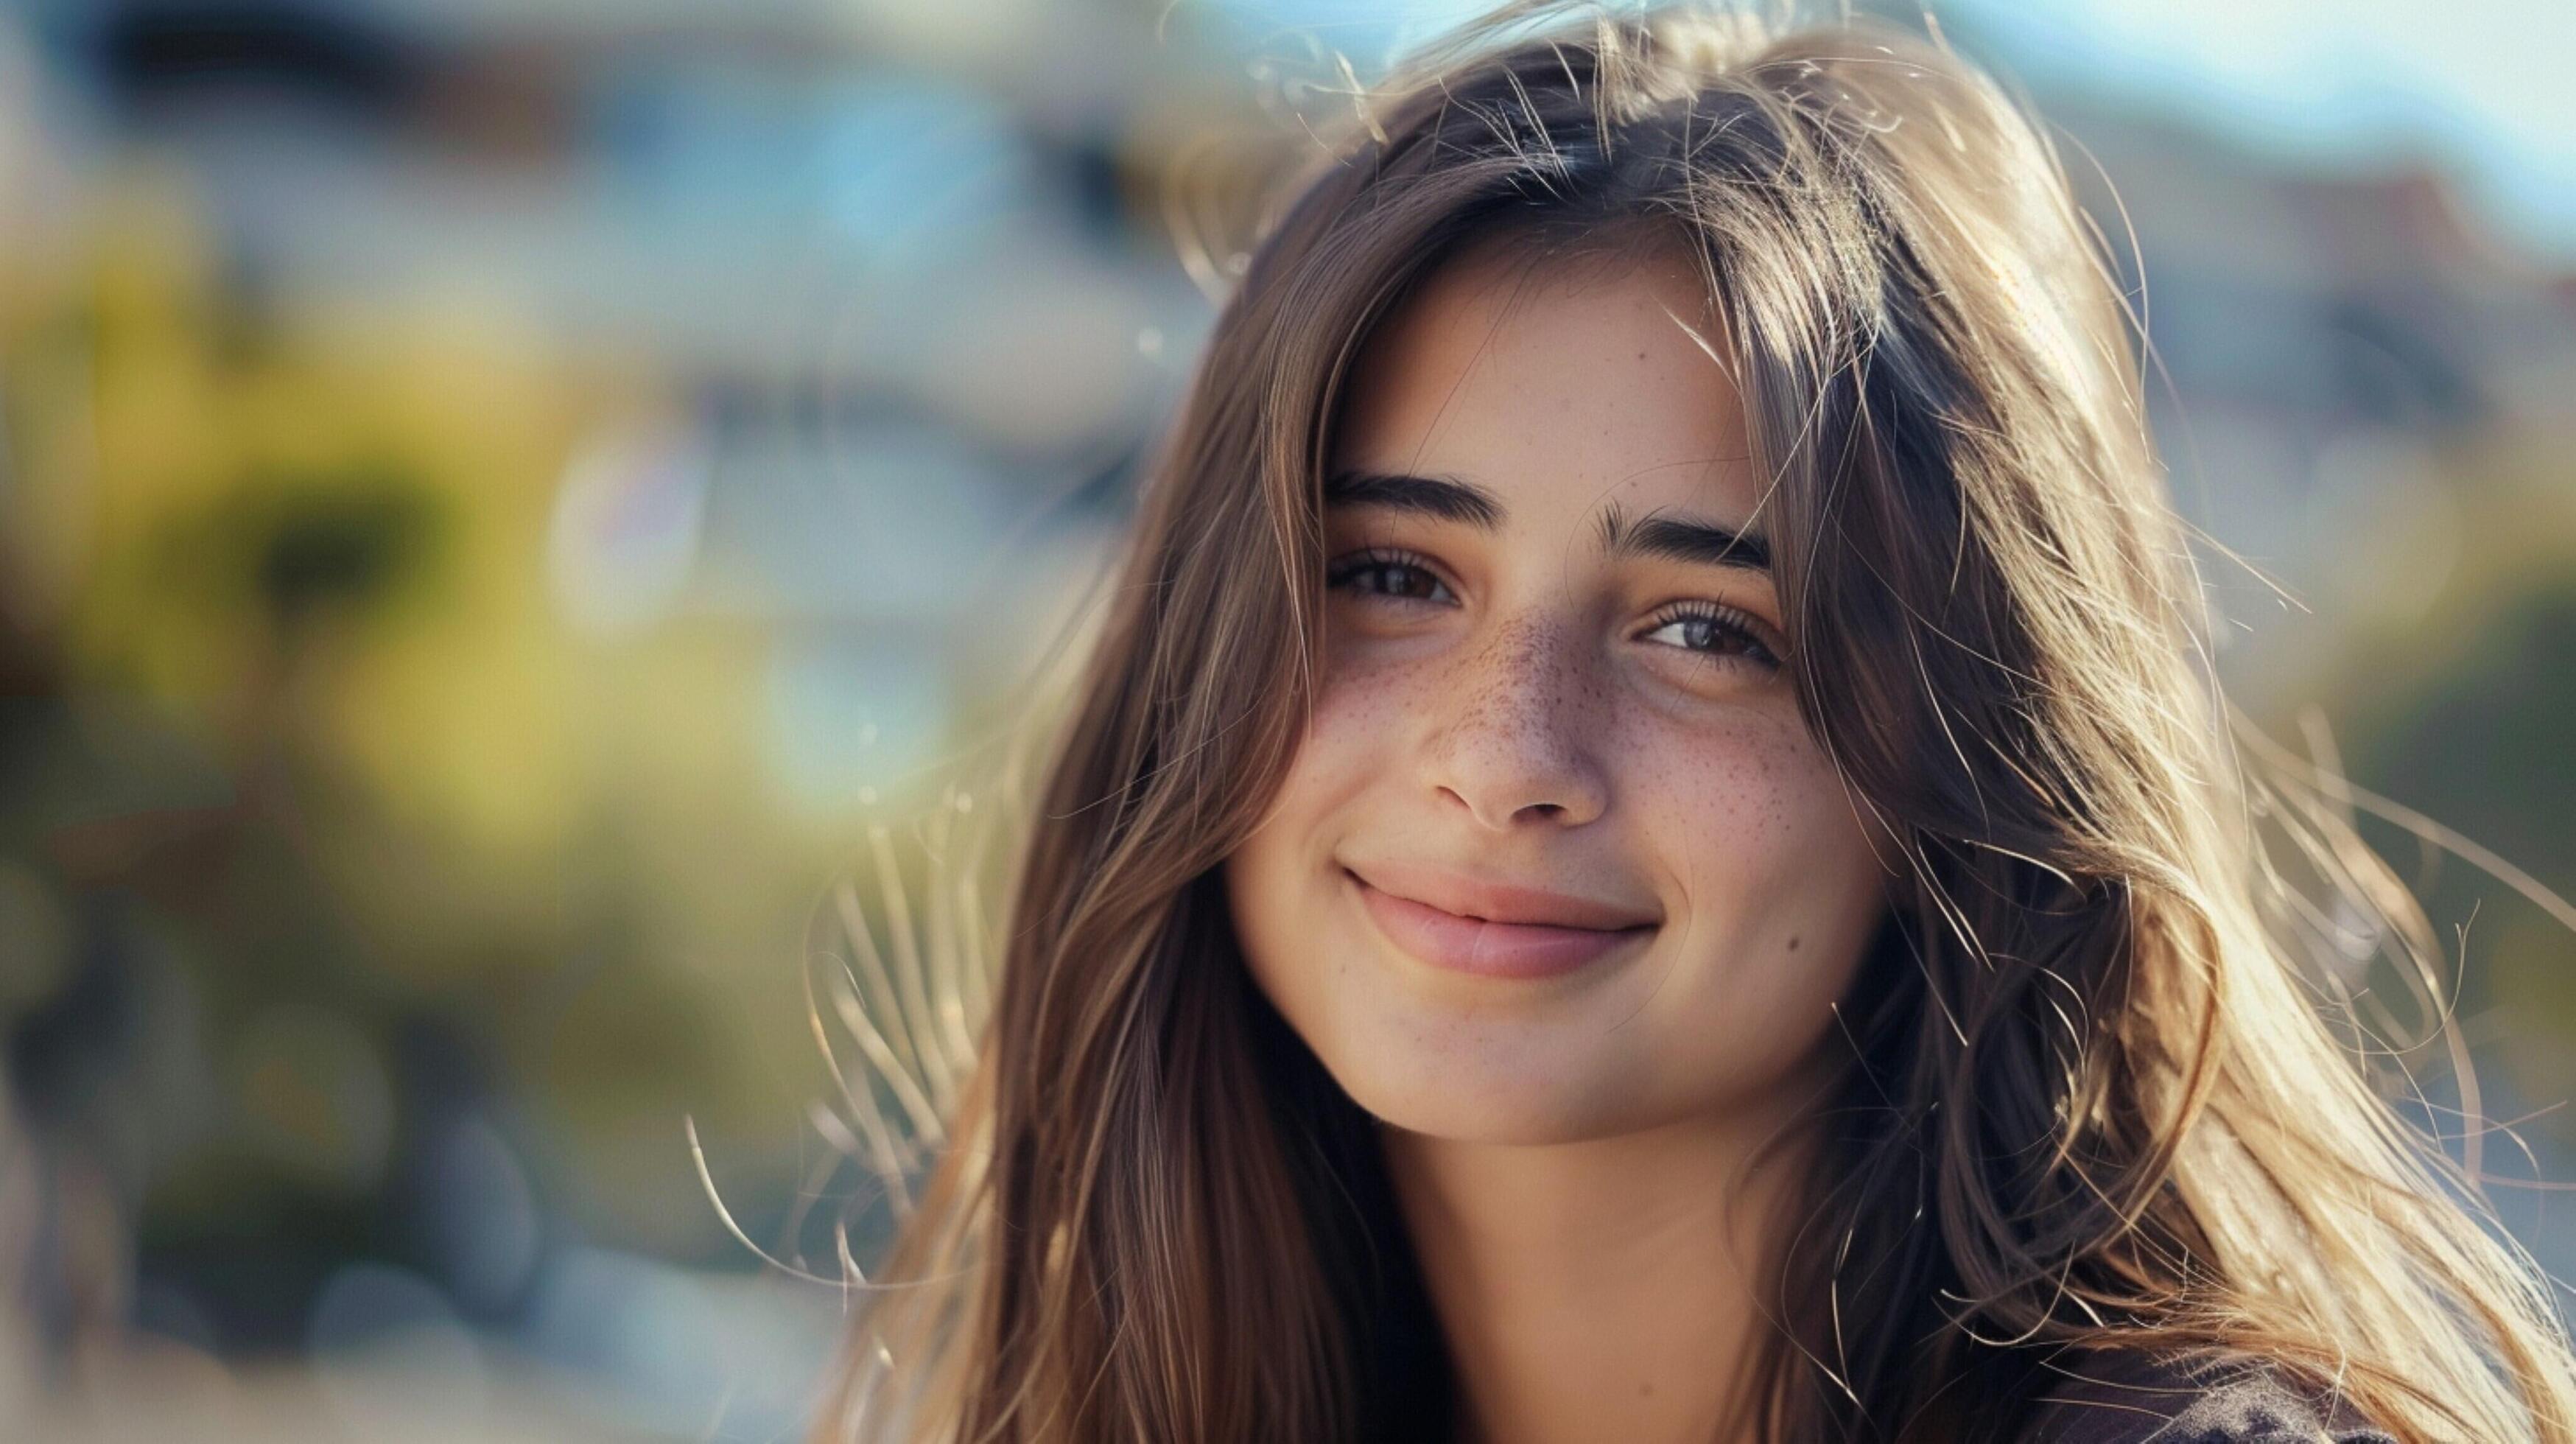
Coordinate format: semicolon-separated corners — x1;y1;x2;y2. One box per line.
805;4;2576;1438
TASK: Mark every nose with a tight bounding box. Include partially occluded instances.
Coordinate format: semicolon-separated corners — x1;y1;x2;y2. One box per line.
1419;612;1611;830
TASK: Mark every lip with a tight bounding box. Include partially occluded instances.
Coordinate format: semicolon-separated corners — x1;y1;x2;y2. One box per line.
1344;861;1657;980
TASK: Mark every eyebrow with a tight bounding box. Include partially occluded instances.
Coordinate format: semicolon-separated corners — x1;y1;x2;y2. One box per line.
1322;469;1502;527
1322;469;1772;573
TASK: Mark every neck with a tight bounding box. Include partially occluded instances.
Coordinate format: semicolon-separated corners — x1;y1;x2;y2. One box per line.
1380;1062;1838;1444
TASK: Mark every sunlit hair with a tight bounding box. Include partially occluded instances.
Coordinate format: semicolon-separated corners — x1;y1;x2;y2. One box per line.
803;3;2576;1438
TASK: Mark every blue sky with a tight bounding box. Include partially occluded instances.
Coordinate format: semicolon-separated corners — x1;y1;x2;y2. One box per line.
1945;0;2576;263
1206;0;2576;263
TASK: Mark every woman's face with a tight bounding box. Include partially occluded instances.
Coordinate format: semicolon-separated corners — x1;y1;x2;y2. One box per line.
1223;244;1894;1145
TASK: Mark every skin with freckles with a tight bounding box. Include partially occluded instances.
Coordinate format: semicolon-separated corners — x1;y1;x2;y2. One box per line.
1221;241;1901;1443
1224;239;1894;1149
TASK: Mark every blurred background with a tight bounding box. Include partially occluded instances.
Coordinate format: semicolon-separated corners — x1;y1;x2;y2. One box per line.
0;0;2569;1437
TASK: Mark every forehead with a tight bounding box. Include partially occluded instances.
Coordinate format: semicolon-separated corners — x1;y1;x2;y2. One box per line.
1330;242;1760;525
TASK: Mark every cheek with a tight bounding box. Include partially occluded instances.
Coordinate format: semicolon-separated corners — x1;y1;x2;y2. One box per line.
1652;707;1854;900
1221;670;1390;1002
1224;640;1479;1076
1627;707;1887;1086
1240;642;1426;853
1307;628;1433;753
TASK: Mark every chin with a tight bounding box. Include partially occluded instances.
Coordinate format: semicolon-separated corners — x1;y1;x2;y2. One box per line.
1344;1067;1626;1146
1291;997;1671;1146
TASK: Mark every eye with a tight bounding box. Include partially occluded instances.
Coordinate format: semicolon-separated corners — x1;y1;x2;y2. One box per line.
1324;547;1457;606
1638;601;1783;672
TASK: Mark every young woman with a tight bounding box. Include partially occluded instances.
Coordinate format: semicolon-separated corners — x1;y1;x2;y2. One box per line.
806;4;2576;1440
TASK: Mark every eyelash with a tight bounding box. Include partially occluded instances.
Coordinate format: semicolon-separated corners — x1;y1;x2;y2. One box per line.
1639;600;1783;671
1323;547;1783;672
1324;547;1455;605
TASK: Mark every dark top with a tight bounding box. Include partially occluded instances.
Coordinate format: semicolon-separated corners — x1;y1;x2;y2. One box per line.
2013;1346;2403;1443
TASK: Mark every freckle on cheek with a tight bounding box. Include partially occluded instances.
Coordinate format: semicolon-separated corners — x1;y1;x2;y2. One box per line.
1787;935;1800;952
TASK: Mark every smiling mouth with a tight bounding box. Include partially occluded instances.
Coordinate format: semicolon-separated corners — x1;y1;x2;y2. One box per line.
1343;866;1656;981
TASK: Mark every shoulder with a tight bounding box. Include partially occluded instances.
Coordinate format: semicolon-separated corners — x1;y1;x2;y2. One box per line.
2010;1345;2402;1444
